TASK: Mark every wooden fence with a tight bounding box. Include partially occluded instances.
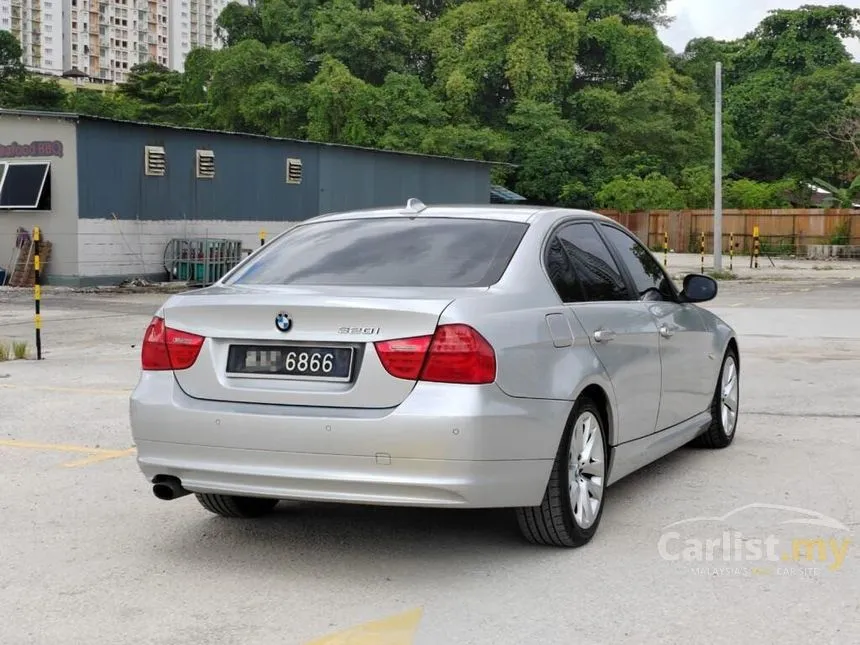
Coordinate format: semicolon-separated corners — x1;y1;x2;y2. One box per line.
597;209;859;255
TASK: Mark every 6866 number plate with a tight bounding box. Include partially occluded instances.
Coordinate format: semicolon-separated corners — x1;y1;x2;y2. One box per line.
226;344;355;381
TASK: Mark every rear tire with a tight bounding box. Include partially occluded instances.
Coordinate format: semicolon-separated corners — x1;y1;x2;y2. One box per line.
195;493;279;518
516;397;608;547
696;347;740;449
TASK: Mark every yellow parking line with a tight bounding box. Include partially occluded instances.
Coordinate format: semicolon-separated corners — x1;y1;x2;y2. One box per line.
62;448;137;468
305;608;423;645
0;439;136;467
0;384;131;396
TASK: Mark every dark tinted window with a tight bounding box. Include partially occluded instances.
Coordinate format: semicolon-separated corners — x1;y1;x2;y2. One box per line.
0;162;51;209
556;223;629;301
228;217;528;288
600;225;676;301
545;235;583;302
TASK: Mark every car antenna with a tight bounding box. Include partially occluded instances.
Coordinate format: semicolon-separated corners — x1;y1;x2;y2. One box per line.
401;197;427;214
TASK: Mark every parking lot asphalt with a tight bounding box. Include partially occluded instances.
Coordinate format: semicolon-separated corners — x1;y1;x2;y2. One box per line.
1;270;859;645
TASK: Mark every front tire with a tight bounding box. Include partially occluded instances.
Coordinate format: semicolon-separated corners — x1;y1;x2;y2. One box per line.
195;493;279;518
516;398;608;547
696;347;740;449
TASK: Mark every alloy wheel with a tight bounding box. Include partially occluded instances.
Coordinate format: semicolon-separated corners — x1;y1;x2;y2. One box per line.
721;356;739;436
568;411;606;530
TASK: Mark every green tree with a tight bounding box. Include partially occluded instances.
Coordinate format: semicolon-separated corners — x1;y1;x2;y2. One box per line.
0;76;67;111
306;56;378;146
429;0;581;124
0;30;25;83
66;89;140;120
732;5;860;77
596;173;684;211
508;99;604;205
724;178;794;208
670;37;741;107
576;14;667;91
566;0;671;28
313;0;421;85
610;70;712;181
215;1;264;46
207;39;275;132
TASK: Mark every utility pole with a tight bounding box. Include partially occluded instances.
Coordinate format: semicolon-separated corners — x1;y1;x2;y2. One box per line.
714;61;723;271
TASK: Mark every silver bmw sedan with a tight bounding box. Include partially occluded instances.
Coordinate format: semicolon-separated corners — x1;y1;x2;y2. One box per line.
129;200;740;548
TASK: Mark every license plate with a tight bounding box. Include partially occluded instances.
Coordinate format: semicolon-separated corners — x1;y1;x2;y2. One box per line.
226;344;355;381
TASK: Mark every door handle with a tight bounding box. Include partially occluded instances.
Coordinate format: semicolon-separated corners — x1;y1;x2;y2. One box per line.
593;329;616;343
659;325;675;338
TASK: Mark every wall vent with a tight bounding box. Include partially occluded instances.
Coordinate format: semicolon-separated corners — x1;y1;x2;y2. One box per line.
144;145;166;176
196;149;215;179
286;157;302;184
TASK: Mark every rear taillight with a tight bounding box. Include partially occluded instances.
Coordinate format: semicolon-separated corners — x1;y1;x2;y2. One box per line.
373;335;432;380
141;316;205;371
375;324;496;384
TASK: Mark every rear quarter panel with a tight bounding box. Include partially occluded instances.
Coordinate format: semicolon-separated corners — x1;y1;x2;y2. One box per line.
438;290;619;444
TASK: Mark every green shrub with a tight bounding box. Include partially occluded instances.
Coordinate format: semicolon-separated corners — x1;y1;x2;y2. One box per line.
12;341;28;359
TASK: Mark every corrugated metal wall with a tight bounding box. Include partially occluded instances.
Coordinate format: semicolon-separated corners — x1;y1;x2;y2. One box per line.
76;119;491;222
76;120;321;222
317;146;490;214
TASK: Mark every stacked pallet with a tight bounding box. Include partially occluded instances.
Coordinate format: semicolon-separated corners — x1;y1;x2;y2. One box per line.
8;238;52;287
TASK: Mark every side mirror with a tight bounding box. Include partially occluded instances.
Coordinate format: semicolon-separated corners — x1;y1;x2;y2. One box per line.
680;273;718;303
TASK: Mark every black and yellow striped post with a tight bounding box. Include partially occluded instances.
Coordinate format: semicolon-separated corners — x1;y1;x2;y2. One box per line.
753;226;760;269
663;231;668;267
729;232;734;271
259;229;266;247
700;231;705;274
33;226;42;360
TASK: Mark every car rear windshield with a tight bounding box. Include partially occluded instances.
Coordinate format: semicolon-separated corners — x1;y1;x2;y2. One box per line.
226;217;529;288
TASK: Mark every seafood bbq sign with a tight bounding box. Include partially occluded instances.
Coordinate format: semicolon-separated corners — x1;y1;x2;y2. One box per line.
0;140;64;159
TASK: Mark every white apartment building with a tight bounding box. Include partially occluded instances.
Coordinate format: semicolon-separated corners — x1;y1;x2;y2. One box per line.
168;0;233;72
63;0;170;83
1;0;239;81
1;0;65;75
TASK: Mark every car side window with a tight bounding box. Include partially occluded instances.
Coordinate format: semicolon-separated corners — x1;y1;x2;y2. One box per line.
556;223;630;301
544;234;584;303
600;225;677;302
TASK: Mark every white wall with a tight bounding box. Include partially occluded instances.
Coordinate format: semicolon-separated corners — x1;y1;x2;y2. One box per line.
0;114;79;280
77;218;297;279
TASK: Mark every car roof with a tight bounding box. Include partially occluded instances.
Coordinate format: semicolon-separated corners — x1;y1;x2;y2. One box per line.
302;200;614;225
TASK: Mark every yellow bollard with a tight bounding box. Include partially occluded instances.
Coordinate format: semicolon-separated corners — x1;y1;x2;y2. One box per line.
260;229;266;246
33;226;42;360
663;231;669;267
753;226;760;269
729;232;734;271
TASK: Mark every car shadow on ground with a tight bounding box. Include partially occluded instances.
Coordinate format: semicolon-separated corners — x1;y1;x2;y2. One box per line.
151;443;723;578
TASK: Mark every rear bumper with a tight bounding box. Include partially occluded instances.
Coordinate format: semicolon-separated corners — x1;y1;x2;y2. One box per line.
129;372;571;508
135;440;552;507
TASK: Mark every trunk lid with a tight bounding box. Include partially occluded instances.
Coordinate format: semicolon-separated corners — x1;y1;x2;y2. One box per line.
163;285;479;408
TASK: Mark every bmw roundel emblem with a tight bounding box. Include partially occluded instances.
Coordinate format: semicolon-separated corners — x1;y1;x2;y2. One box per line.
275;312;292;332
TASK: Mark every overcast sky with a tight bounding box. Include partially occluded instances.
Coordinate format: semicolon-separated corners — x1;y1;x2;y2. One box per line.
658;0;860;59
